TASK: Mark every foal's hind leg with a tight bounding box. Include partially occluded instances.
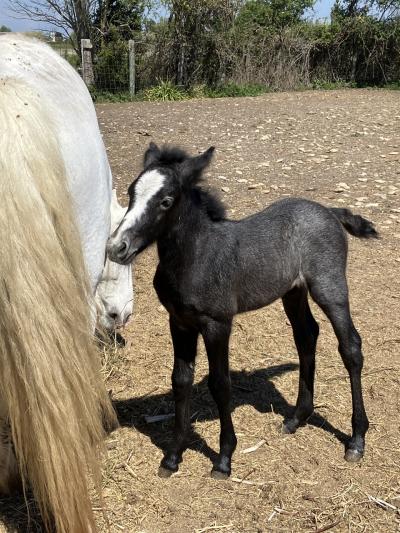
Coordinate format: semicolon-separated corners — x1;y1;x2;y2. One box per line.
282;286;319;434
159;317;198;477
310;282;369;462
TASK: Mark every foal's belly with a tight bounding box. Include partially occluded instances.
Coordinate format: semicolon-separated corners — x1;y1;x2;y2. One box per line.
236;278;295;314
154;266;296;329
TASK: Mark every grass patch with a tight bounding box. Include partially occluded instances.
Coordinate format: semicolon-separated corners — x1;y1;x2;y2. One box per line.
143;80;188;101
384;81;400;90
311;79;357;90
91;81;270;103
91;78;399;104
206;82;269;98
90;90;138;103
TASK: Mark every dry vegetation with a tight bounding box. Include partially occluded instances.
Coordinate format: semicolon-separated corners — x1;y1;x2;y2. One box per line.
1;89;400;532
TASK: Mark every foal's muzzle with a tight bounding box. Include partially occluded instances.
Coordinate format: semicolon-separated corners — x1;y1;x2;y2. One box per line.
107;236;135;265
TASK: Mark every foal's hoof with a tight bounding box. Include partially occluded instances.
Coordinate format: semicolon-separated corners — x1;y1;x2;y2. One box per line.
211;468;230;480
158;454;180;478
211;456;231;480
282;418;299;434
158;465;175;478
345;448;364;463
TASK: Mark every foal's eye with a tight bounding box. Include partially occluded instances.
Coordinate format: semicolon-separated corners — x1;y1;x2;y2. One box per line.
160;196;173;210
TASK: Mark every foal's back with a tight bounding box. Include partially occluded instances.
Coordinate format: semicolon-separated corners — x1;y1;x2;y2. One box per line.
200;198;348;315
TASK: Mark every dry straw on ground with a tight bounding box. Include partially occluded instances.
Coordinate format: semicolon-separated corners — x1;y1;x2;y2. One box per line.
1;89;399;532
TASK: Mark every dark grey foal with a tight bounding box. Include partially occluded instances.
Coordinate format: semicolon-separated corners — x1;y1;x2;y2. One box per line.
107;143;378;479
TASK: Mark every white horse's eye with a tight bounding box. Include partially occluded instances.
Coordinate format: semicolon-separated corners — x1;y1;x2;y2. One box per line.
160;196;173;210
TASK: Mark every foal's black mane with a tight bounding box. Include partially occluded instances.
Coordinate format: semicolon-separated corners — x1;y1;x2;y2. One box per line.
149;145;189;166
150;145;226;222
191;188;226;222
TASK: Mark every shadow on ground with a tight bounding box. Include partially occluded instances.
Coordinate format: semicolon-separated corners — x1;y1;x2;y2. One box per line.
0;363;350;531
114;363;349;469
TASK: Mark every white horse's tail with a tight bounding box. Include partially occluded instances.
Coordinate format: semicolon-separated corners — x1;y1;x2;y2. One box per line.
0;80;117;531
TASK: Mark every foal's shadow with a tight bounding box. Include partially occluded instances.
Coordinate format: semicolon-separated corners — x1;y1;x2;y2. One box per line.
115;362;349;466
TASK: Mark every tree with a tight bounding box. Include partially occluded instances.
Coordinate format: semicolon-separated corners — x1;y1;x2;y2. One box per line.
95;0;144;41
163;0;239;85
9;0;145;56
332;0;400;19
0;25;12;32
9;0;94;54
236;0;316;31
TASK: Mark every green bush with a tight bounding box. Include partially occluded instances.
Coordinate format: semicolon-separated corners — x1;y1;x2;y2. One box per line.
143;80;188;101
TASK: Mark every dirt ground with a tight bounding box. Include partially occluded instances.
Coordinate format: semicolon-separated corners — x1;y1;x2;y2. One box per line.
2;89;399;533
98;90;400;533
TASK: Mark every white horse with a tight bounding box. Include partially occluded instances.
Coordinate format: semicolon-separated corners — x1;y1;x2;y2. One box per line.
96;190;133;331
0;34;132;532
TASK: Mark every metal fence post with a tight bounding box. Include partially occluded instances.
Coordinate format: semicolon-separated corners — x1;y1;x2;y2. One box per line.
81;38;94;87
129;40;135;96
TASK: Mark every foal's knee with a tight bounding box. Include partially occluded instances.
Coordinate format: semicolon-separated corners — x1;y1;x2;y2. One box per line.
172;364;194;393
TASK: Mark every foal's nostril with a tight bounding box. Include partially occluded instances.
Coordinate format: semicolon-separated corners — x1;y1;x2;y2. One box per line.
118;240;128;256
108;312;118;321
107;237;129;263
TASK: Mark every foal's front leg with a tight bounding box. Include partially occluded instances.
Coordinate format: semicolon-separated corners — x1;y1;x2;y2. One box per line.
159;317;198;477
202;319;237;479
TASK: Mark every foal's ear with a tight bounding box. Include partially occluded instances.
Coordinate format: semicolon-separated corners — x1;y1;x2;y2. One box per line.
143;142;161;168
180;147;215;183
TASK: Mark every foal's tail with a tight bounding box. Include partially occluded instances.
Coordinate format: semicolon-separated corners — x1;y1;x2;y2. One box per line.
330;207;379;239
0;80;116;531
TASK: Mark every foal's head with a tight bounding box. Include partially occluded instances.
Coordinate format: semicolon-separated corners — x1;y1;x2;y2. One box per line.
107;143;215;264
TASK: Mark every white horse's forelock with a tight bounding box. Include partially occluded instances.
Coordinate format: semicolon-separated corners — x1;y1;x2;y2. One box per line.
118;169;166;234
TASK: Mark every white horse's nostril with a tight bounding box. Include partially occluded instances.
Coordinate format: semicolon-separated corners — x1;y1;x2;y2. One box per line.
107;311;119;322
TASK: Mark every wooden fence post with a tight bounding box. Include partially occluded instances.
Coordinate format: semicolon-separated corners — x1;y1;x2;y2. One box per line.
129;40;135;96
81;38;94;87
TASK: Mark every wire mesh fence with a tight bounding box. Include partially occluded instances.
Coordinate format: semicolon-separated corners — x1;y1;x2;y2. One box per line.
49;40;161;96
93;41;131;93
49;42;80;70
49;39;132;95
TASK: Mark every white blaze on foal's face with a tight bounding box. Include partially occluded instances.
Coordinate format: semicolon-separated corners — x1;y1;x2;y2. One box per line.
118;169;166;235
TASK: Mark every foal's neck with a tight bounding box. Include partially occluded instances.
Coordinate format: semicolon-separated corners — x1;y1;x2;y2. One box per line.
157;190;212;263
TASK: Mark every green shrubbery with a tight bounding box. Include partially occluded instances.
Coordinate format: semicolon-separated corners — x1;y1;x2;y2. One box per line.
94;38;129;91
81;1;400;100
91;81;271;103
143;80;188;101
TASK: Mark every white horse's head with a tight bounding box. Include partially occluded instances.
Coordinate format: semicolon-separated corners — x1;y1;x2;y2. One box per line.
96;190;134;331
